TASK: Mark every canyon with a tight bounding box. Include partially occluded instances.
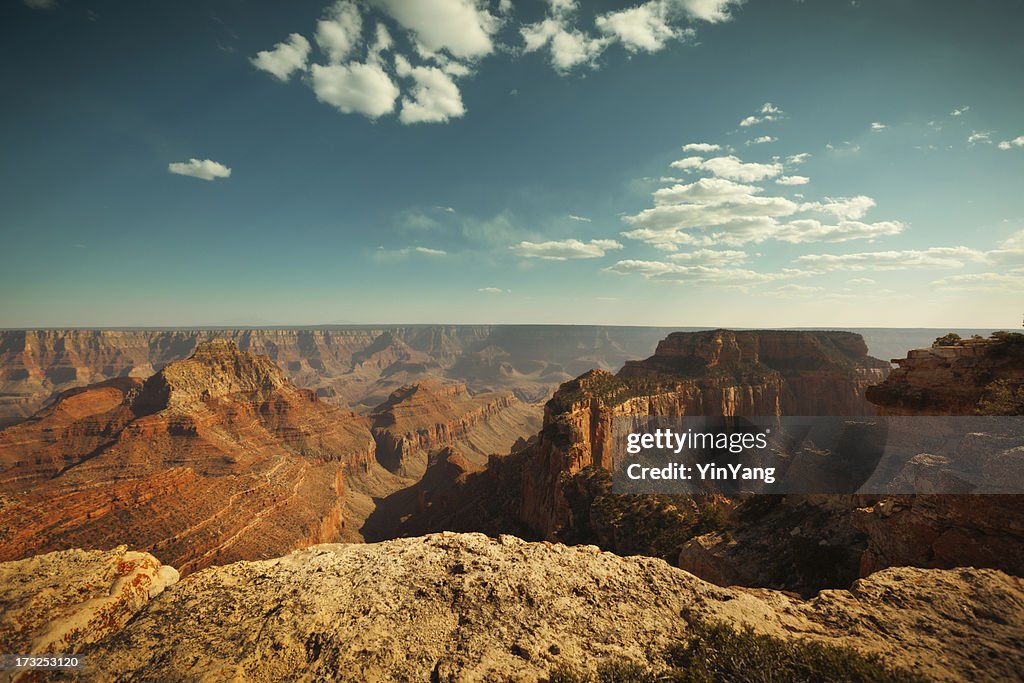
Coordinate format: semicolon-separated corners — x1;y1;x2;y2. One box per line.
517;329;890;542
0;340;538;574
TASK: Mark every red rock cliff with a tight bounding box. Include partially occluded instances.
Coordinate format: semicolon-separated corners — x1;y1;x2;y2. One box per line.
520;330;889;538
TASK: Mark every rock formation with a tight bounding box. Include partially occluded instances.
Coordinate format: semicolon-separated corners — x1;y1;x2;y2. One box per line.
866;334;1024;416
0;327;677;426
8;534;1017;682
519;330;889;540
0;340;378;574
0;342;541;573
0;545;177;657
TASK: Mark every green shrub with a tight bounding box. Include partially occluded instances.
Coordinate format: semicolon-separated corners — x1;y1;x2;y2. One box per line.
548;622;924;683
933;332;962;346
664;622;926;683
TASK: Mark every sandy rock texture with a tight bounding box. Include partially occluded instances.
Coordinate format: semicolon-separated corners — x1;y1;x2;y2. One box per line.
0;546;177;656
67;533;1024;682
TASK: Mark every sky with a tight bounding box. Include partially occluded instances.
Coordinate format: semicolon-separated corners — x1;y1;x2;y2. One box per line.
1;0;1023;328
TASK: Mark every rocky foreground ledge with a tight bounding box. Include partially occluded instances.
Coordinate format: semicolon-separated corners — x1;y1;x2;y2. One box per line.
1;534;1022;682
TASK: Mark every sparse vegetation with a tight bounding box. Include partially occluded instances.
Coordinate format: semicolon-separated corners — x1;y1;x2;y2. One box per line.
549;621;926;683
933;332;962;346
976;379;1024;416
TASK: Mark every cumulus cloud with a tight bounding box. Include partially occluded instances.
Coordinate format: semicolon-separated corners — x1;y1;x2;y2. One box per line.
251;33;311;81
367;0;499;59
167;158;231;181
698;155;783;182
998;136;1024;151
315;1;363;63
521;10;608;73
394;55;465;124
796;247;986;271
746;136;776;145
478;287;508;293
310;61;399;118
967;131;992;145
801;196;875;220
666;249;748;265
773;219;903;244
568;214;592;222
786;152;811;165
523;0;743;73
620;124;901;252
871;122;887;131
595;2;689;53
414;246;447;255
950;106;969;117
682;142;720;153
739;102;783;127
604;259;801;286
511;238;623;260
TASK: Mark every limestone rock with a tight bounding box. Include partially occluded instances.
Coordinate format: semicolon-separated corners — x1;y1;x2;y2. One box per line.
0;546;177;656
66;534;1024;682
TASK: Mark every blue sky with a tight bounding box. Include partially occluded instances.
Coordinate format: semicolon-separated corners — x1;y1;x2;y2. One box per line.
2;0;1023;328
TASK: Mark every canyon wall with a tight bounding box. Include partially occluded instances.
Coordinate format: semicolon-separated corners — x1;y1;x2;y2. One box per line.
859;334;1024;577
519;330;889;539
0;326;676;426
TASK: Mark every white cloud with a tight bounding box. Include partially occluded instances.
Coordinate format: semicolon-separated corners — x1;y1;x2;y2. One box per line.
666;249;748;265
776;175;809;186
739;102;783;127
167;158;231;181
871;122;887;131
786;152;811;165
950;106;969;117
367;0;499;59
931;272;1024;292
701;155;784;182
315;1;362;63
796;247;986;271
394;55;465;124
773;219;903;244
511;238;623;260
773;284;824;297
251;33;311;81
604;259;798;286
967;131;992;145
478;287;508;293
670;156;706;171
595;2;686;53
746;135;776;145
682;142;720;153
522;15;608;73
847;278;876;286
801;195;875;220
414;246;447;255
568;214;592;222
653;177;763;205
310;61;399;118
678;0;742;22
997;136;1024;151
